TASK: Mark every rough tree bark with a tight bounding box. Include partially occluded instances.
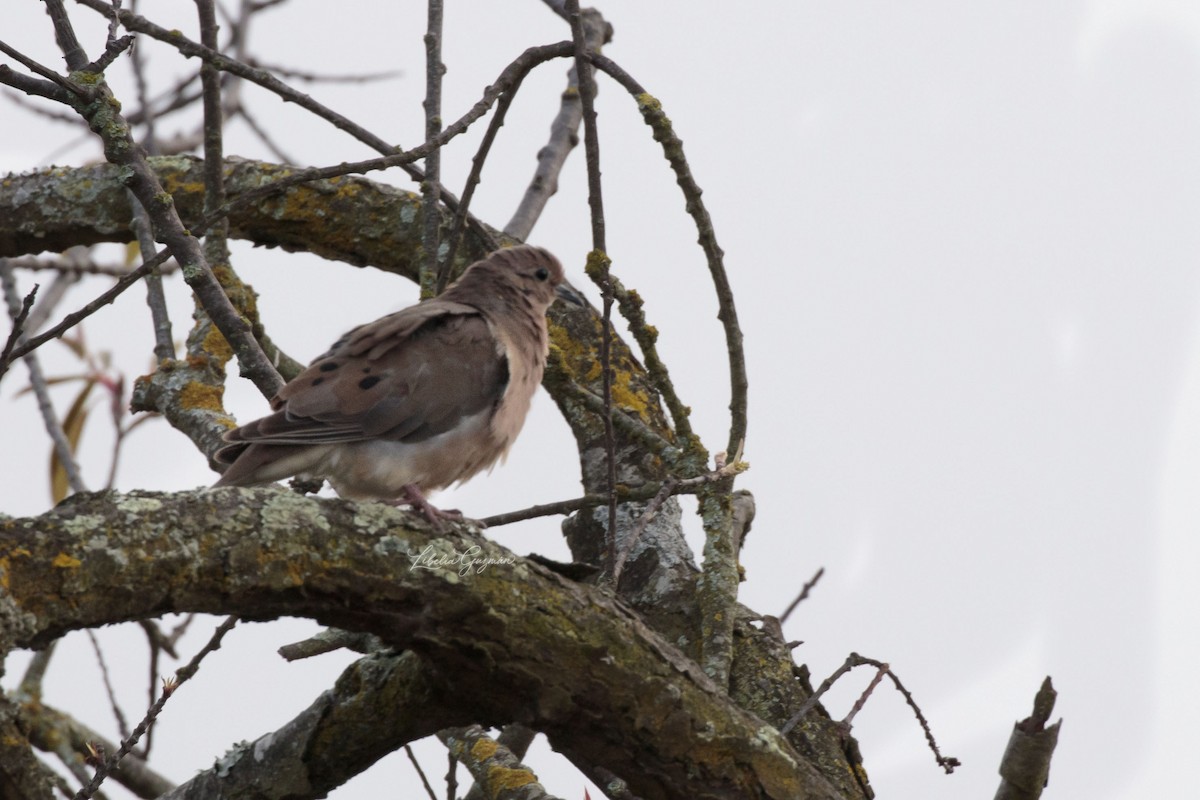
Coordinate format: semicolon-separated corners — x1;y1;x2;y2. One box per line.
0;159;869;799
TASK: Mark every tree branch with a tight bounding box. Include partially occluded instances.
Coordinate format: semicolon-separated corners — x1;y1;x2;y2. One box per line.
0;488;844;800
995;677;1061;800
438;725;562;800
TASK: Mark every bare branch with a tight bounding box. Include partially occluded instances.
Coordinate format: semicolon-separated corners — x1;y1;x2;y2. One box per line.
779;567;825;624
3;254;174;279
243;57;403;84
0;37;89;98
1;262;87;494
481;459;747;528
0;280;37;377
127;197;175;362
405;745;439;800
439;79;525;293
75;616;238;799
589;54;748;459
0;63;75;104
505;8;609;240
780;652;959;775
438;726;563;800
566;0;618;571
3;253;170;370
43;0;90;72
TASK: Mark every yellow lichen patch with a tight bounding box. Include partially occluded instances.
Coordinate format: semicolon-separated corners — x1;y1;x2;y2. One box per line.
636;92;662;113
52;553;81;569
331;178;362;198
469;738;498;761
180;381;226;414
610;374;652;420
155;168;204;199
485;766;536;791
200;325;234;363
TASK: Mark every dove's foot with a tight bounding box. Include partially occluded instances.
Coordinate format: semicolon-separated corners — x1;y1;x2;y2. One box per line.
399;484;465;530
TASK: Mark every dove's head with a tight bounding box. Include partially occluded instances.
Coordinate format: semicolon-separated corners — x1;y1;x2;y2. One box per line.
448;245;584;314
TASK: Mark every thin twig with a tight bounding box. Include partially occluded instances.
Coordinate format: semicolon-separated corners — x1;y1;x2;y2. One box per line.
74;615;239;800
196;0;237;379
4;253;170;368
842;665;888;727
1;261;88;494
237;104;296;164
419;0;445;299
277;627;383;661
440;77;525;292
0;38;90;98
480;460;747;528
86;630;132;742
405;745;439;800
566;0;618;572
505;7;609;240
43;0;282;399
43;0;89;71
127;195;175;362
550;365;676;455
22;257;82;339
445;752;457;800
128;0;158;152
0;89;82;123
87;33;133;73
73;0;481;228
243;57;403;84
180;42;578;243
102;0;123;50
780;654;857;736
0;281;37;376
4;255;173;278
779;567;825;624
590;53;749;459
603;268;698;453
778;652;959;773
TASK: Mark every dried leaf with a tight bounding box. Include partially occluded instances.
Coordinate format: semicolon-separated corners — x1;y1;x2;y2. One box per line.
58;333;87;360
14;373;91;397
50;378;94;503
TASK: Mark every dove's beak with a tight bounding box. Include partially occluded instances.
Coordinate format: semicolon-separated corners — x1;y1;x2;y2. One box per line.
556;282;585;307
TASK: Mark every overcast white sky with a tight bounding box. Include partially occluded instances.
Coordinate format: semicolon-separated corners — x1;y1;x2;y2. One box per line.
3;2;1199;798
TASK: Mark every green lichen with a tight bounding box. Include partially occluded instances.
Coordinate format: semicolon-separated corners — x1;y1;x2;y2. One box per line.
179;381;225;413
486;765;536;791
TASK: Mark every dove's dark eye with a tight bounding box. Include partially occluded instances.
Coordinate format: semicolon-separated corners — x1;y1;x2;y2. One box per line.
535;267;550;281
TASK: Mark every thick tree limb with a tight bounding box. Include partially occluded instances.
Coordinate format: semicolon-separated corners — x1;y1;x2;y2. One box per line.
0;488;844;800
0;158;698;613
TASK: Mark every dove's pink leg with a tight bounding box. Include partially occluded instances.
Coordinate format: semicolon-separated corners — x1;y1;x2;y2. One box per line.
399;484;464;526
